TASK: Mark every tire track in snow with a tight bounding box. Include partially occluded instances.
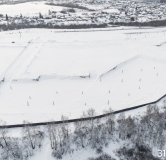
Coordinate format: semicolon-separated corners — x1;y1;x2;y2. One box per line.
2;38;42;83
0;38;43;96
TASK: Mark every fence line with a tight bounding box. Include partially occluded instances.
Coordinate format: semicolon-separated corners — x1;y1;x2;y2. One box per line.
3;93;166;128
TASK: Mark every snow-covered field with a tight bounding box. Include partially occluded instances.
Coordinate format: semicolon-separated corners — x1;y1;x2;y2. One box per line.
0;1;64;17
0;27;166;125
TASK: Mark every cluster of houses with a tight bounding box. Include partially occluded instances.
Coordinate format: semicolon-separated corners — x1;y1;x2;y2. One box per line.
115;0;166;22
0;0;166;27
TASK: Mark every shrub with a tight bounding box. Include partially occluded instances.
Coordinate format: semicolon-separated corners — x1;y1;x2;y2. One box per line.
60;10;67;14
67;8;76;13
116;143;160;160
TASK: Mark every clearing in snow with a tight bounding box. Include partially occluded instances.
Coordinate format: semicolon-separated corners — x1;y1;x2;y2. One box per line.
0;27;166;124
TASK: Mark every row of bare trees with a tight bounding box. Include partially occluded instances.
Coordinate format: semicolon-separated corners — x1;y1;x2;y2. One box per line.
44;108;116;158
0;120;44;160
115;104;166;159
0;103;166;159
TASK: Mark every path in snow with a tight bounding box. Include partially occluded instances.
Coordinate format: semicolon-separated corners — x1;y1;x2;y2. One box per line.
0;37;43;102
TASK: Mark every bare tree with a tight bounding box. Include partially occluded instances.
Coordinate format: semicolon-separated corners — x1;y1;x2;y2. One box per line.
125;116;136;139
86;108;96;140
61;115;70;139
74;119;87;148
0;120;8;148
117;112;127;140
104;108;115;134
45;121;57;150
22;121;43;149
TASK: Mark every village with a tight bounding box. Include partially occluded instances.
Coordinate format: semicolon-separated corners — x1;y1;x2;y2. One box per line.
0;0;166;28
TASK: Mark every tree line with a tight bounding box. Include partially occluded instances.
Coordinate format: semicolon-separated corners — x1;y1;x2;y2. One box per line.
0;103;166;159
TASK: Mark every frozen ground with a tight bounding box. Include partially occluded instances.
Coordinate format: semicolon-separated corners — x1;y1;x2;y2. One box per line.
28;138;120;160
0;27;166;125
0;1;64;17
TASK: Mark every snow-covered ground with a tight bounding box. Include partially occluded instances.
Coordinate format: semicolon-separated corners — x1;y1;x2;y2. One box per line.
0;27;166;125
0;1;64;17
28;138;120;160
